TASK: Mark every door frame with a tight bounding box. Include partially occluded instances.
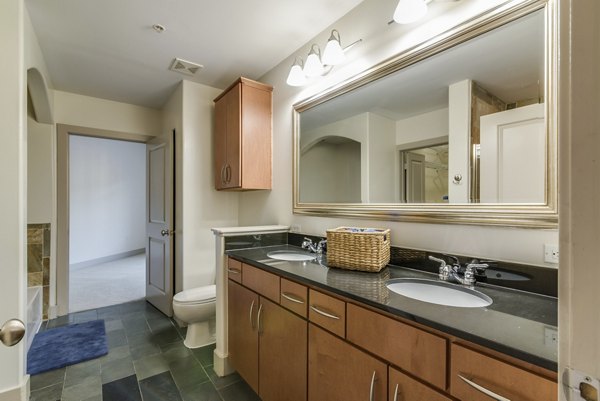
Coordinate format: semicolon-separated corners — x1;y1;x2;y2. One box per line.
55;124;154;316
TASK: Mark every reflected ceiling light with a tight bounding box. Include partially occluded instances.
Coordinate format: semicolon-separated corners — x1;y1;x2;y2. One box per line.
393;0;428;24
286;57;307;87
322;30;345;66
303;44;325;77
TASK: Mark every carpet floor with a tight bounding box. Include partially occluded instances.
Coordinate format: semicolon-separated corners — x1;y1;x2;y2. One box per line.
70;253;146;313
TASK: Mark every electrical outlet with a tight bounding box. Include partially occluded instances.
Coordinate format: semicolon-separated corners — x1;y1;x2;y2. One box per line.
544;326;558;347
290;224;301;233
544;244;559;264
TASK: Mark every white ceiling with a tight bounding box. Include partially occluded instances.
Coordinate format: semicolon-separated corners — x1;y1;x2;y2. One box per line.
301;10;545;131
26;0;365;109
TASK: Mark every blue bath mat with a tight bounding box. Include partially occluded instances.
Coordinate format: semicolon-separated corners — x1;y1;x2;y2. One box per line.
27;319;108;375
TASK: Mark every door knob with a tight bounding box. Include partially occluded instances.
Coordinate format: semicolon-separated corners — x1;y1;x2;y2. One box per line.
160;229;172;237
0;319;25;347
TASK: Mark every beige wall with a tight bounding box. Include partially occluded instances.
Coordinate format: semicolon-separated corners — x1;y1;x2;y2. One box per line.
54;90;162;137
27;115;54;223
558;0;600;395
181;80;239;289
238;0;559;267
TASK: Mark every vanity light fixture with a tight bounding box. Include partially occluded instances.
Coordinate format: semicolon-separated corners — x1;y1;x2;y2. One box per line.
303;44;325;77
286;57;308;87
286;29;362;87
393;0;460;24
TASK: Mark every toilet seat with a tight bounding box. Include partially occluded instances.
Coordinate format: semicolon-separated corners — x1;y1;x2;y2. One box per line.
173;285;216;305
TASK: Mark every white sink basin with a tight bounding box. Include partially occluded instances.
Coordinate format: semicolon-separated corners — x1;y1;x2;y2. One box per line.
267;250;316;262
386;278;492;308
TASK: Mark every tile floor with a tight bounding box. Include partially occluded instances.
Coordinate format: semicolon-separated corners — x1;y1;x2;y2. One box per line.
30;300;260;401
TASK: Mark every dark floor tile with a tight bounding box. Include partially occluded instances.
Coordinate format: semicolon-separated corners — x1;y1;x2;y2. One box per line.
101;355;135;384
161;341;192;363
97;304;122;319
127;330;155;347
139;371;183;401
151;326;183;346
107;328;128;349
45;314;73;329
72;310;98;323
29;382;63;401
122;316;150;335
134;353;170;380
102;374;142;401
30;367;65;391
180;381;222;401
62;375;102;401
170;356;209;390
83;395;103;401
147;316;175;332
99;345;131;363
120;301;148;315
206;369;241;390
64;359;101;387
105;318;124;332
144;305;167;320
191;344;215;367
219;380;260;401
130;342;162;361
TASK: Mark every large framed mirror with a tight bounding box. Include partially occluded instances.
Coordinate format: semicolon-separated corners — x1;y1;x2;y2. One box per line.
293;0;556;228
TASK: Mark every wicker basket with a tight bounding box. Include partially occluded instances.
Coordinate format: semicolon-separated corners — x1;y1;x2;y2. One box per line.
326;227;391;272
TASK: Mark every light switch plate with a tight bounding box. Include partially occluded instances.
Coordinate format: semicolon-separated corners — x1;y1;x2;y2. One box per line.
544;244;559;264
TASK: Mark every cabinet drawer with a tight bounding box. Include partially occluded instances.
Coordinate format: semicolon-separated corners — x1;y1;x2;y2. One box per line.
347;303;447;390
450;344;557;401
280;278;308;318
308;289;345;338
389;367;451;401
242;263;280;302
227;257;243;283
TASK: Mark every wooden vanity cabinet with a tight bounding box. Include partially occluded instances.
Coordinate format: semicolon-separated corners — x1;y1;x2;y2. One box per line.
227;261;307;401
309;324;387;401
389;367;452;401
450;344;557;401
214;77;272;191
227;280;259;392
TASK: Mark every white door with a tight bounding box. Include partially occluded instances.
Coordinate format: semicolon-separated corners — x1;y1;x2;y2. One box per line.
146;133;174;316
403;152;426;203
480;103;545;203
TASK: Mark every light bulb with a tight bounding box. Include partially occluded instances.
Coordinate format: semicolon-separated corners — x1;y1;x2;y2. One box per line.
286;60;307;87
322;30;345;66
303;45;324;77
393;0;428;24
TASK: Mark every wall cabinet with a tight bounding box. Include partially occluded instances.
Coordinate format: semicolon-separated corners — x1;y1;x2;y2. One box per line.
227;257;557;401
214;77;272;191
227;263;307;401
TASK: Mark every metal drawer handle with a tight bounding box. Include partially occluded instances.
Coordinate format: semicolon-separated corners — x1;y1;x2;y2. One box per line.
249;300;255;330
257;303;264;334
227;268;241;275
369;371;377;401
310;305;340;320
281;292;304;304
220;165;226;184
392;383;399;401
458;374;511;401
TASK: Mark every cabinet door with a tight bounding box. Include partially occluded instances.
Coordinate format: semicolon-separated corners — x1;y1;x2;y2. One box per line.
224;83;241;188
309;324;386;401
227;280;259;393
214;89;228;190
389;367;451;401
259;297;307;401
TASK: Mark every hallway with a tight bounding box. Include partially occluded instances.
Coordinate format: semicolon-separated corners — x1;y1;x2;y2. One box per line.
69;254;146;313
30;301;258;401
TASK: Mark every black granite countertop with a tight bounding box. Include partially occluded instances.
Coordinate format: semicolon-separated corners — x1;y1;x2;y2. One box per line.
226;244;558;371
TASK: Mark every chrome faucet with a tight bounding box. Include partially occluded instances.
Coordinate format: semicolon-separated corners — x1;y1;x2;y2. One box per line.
301;237;327;255
429;255;488;286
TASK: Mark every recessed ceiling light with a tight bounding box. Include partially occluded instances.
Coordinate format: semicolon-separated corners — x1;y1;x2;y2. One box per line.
152;24;166;33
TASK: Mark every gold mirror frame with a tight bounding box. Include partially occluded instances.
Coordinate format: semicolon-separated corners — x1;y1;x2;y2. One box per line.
292;0;557;228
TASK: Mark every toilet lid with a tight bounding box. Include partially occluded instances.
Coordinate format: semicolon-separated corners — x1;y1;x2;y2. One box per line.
173;285;216;304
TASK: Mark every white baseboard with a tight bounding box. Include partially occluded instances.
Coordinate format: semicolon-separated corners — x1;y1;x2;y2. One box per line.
0;376;29;401
213;349;235;377
70;248;144;270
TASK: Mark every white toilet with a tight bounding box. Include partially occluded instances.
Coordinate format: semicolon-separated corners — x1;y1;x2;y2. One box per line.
172;284;217;349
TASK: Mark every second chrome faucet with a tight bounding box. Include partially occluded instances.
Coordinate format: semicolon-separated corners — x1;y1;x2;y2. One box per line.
429;255;488;286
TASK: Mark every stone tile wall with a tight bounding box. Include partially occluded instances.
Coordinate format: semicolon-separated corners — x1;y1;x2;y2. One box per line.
27;223;50;319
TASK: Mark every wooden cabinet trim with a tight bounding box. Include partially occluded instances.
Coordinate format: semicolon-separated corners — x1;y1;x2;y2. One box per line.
242;263;280;302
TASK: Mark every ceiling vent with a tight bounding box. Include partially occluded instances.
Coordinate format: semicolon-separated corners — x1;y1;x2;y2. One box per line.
169;58;203;76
